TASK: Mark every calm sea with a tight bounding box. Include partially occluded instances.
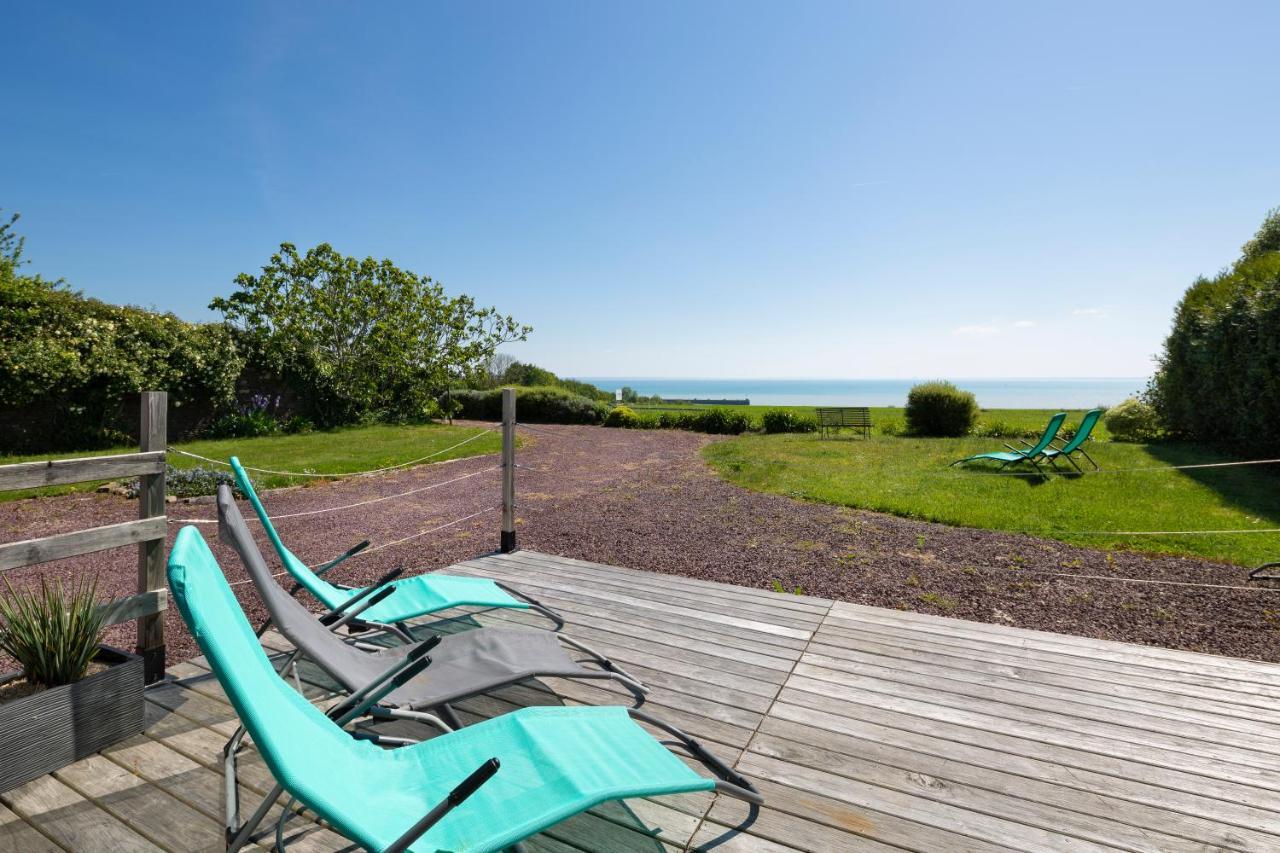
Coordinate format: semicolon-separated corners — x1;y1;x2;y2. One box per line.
571;378;1147;409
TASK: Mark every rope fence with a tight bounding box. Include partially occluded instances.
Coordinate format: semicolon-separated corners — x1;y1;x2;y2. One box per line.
156;411;1280;594
176;464;501;525
167;425;498;479
927;456;1280;478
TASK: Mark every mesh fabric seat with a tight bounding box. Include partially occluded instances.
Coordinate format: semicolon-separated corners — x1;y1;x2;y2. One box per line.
952;412;1067;471
168;527;748;853
215;485;646;712
1040;408;1104;471
228;456;561;630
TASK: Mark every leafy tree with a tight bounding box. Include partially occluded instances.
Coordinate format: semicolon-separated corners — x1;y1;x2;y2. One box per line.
210;243;530;425
1150;207;1280;450
1240;207;1280;263
0;210;25;282
1;210;241;451
620;386;639;403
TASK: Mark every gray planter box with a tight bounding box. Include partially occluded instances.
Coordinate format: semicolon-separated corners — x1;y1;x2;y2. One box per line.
0;645;145;793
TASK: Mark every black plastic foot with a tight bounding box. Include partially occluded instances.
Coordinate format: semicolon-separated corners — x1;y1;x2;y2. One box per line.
500;530;517;553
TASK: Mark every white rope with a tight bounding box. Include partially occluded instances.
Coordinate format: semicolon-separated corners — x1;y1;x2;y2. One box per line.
1033;527;1280;536
1016;568;1279;594
358;504;501;556
166;426;498;479
228;568;292;588
933;456;1280;478
172;465;501;525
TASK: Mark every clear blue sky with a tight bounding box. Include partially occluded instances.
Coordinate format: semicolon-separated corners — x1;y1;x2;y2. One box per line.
5;2;1278;379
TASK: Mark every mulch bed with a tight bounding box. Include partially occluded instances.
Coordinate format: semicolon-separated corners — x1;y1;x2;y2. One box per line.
3;423;1277;665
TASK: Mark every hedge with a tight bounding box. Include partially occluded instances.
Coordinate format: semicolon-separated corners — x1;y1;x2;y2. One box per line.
0;278;242;452
1150;225;1280;451
450;387;608;424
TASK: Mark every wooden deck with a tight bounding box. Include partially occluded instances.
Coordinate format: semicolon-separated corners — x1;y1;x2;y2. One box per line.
4;550;1280;851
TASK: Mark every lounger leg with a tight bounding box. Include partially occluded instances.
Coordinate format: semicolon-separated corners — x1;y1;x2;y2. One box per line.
1079;448;1100;469
628;709;764;805
226;763;283;853
495;581;566;631
558;634;649;705
222;726;247;848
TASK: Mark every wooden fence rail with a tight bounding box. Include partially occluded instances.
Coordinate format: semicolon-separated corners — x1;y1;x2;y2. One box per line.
0;391;169;682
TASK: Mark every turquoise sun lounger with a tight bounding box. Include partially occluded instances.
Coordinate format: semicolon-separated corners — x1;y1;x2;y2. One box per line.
229;456;562;636
951;412;1067;471
1039;408;1104;471
167;526;762;852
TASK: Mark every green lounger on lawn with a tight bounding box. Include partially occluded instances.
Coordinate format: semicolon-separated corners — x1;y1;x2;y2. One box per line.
167;526;762;853
951;411;1067;471
229;456;562;635
1039;408;1104;471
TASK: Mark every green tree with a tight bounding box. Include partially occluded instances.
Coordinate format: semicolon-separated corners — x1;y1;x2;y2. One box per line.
1150;206;1280;450
1240;207;1280;263
210;242;530;425
0;210;25;282
1;210;241;451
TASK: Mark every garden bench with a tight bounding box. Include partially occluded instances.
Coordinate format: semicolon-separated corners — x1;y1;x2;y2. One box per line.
816;407;872;438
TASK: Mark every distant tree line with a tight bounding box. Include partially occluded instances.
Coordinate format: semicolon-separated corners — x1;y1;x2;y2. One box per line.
0;211;529;452
1149;207;1280;452
466;353;611;402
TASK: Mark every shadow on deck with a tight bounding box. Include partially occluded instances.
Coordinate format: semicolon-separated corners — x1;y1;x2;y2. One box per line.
5;550;1280;851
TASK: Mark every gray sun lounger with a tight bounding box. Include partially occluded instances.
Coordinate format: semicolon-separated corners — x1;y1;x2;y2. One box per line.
216;485;647;733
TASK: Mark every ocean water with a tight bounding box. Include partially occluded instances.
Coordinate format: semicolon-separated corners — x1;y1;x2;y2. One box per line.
571;378;1147;409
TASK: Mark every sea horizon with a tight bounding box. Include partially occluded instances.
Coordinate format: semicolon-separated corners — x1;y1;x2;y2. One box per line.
570;377;1148;409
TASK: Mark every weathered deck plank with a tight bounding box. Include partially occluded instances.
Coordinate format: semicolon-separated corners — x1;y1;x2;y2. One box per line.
8;549;1280;851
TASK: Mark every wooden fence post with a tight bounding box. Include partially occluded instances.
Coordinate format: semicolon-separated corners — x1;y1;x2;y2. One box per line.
137;391;167;683
500;388;517;553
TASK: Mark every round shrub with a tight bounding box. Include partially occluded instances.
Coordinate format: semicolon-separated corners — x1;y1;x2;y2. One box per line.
1105;397;1160;442
761;409;818;434
904;381;979;437
603;405;642;428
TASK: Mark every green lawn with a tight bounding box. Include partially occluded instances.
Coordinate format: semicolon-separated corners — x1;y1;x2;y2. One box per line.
1;422;503;501
704;433;1280;566
631;404;1111;438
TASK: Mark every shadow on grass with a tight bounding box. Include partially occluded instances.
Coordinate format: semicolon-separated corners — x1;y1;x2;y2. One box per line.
1144;441;1280;529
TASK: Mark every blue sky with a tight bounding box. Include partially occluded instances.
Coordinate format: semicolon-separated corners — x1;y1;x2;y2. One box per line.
4;2;1278;379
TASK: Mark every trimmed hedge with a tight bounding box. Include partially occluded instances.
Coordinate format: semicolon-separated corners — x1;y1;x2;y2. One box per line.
450;387;608;424
904;381;979;437
1150;246;1280;451
761;409;818;434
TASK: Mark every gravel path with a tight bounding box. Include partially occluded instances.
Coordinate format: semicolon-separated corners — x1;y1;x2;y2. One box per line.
3;423;1278;664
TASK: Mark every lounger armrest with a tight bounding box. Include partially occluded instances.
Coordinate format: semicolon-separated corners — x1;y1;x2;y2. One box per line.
323;584;397;632
313;540;371;577
383;759;500;853
328;635;442;727
318;567;405;626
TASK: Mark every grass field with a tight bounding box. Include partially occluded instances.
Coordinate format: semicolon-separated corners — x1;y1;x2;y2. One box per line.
630;404;1112;439
0;422;504;501
704;433;1280;566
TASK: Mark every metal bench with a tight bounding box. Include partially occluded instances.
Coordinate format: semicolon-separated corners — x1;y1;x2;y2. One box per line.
815;406;872;438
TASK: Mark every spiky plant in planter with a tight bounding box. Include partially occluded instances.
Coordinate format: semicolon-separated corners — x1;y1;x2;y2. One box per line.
0;575;144;792
0;576;105;690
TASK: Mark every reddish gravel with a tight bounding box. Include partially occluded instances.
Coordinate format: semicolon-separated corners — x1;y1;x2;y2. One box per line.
3;423;1278;665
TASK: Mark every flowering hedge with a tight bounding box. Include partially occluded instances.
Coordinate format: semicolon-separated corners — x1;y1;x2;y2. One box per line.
0;277;242;451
